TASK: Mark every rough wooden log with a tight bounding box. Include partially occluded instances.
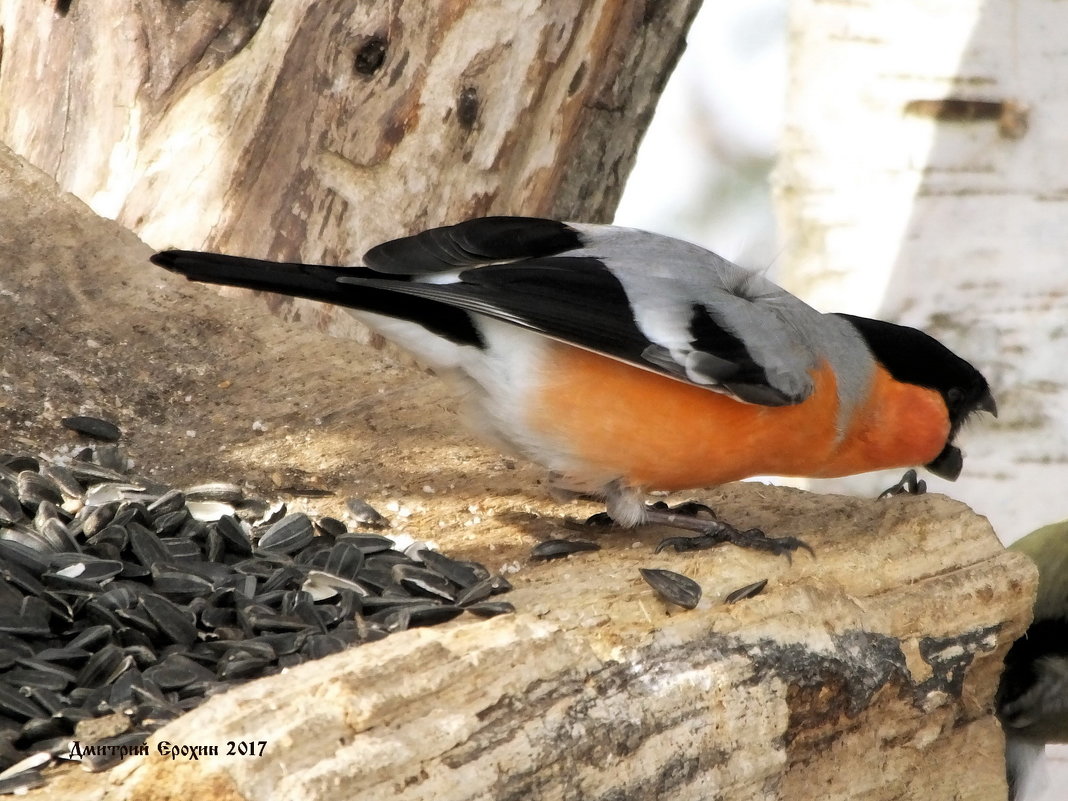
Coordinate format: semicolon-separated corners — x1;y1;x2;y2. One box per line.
0;144;1036;801
35;488;1035;801
0;0;701;339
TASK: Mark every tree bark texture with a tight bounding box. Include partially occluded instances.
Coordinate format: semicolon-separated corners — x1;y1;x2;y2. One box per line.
0;0;701;336
773;0;1068;544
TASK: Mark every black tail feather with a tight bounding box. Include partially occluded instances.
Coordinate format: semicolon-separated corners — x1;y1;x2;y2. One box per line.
151;250;483;347
150;250;363;307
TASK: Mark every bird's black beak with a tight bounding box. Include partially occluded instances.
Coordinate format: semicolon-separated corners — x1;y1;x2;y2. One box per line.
926;444;963;481
979;388;998;418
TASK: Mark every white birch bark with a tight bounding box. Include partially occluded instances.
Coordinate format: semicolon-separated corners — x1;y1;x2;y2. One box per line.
774;0;1068;547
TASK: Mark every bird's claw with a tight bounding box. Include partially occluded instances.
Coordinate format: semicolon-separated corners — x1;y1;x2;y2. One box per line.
654;534;719;554
650;500;717;518
655;523;813;561
878;469;927;499
582;512;616;527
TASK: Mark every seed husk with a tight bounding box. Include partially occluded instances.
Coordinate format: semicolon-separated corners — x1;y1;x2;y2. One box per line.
724;578;769;604
344;498;390;529
184;482;243;503
639;568;702;610
530;538;601;561
466;601;515;618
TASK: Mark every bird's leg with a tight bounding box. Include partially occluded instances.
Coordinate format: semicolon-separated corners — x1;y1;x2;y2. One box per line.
877;469;926;499
585;499;715;527
648;500;716;517
599;482;812;560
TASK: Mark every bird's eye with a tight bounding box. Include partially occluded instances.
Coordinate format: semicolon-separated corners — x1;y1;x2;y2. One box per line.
947;387;964;406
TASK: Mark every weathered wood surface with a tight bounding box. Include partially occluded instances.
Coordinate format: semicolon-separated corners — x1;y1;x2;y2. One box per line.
0;0;701;339
0;144;1038;801
39;489;1033;801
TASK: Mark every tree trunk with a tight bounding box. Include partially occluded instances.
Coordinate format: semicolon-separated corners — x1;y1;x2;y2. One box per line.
773;0;1068;546
0;0;701;337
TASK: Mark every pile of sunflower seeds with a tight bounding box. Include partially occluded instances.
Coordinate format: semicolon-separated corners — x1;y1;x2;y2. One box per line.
0;424;512;791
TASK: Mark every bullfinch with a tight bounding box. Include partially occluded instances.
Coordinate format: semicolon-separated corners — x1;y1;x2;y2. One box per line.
152;217;997;555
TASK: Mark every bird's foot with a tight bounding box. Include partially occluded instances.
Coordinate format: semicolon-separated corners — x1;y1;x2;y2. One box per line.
648;500;717;518
878;469;926;499
654;521;812;561
585;500;715;528
583;511;615;527
596;483;811;560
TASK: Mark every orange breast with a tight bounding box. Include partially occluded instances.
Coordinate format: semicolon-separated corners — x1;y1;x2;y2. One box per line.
524;342;950;491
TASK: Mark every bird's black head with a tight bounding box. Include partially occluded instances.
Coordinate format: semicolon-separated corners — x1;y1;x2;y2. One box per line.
834;314;997;480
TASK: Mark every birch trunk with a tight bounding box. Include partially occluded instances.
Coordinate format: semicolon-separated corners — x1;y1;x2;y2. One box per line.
0;0;700;337
774;0;1068;546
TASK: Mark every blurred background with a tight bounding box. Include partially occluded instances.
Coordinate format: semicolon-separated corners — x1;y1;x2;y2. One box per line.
616;0;785;273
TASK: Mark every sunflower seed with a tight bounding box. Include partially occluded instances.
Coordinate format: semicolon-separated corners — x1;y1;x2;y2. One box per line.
17;471;62;509
143;654;215;690
1;454;38;472
0;539;52;573
392;565;456;601
33;500;64;530
322;542;363;581
214;515;252;556
152;509;189;536
454;577;495;606
301;634;347;660
258;513;313;554
0;685;46;720
0;444;515;788
51;556;123;583
339;533;395;553
150;568;212;601
67;460;128;484
37;518;80;553
418;550;481;588
217;653;272;681
160;537;200;561
314;516;346;537
77;503;118;537
466;601;515;618
0;487;23;526
140;594;197;647
61;416;121;442
724;578;769;604
344;498;390;528
530;538;601;561
0;768;46;793
147;490;185;517
0;597;51;636
38;464;83;500
181;482;243;503
639;568;702;610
